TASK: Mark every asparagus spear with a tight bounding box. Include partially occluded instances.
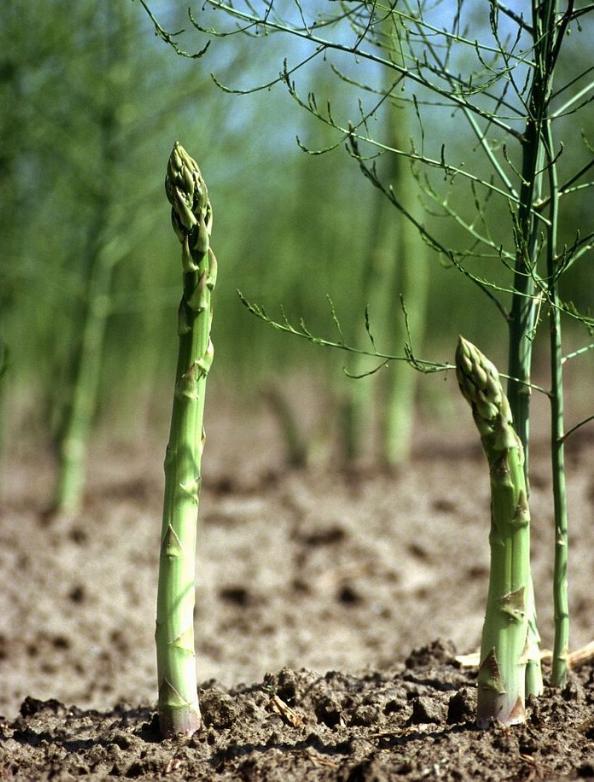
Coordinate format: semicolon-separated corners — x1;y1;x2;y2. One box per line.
155;142;217;738
456;337;532;726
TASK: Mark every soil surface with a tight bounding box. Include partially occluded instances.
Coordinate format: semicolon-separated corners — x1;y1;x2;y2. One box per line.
1;405;593;780
2;644;594;781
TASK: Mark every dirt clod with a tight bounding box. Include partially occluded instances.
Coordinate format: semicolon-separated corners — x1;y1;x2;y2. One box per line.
200;686;238;729
447;687;476;724
19;696;64;718
409;694;446;724
405;639;457;669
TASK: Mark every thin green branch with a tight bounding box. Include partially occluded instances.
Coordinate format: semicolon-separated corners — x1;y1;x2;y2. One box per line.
348;137;546;311
495;1;534;33
211;46;326;95
405;7;518;195
550;65;594;101
391;6;536;65
551;79;594;117
286;75;546;216
560;414;594;443
238;290;454;369
562;342;594;363
568;2;594;21
237;290;551;395
185;0;525;139
137;0;211;57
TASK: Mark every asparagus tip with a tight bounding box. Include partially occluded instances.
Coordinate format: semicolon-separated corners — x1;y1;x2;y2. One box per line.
165;142;211;271
455;337;500;410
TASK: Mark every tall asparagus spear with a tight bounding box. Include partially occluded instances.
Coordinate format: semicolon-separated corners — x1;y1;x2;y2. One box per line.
155;142;217;738
456;337;533;727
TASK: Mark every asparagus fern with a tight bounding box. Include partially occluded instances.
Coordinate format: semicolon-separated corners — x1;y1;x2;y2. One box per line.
156;142;217;738
456;337;533;726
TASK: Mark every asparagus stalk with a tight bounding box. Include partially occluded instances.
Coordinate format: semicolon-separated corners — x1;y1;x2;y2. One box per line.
156;142;217;738
456;337;532;726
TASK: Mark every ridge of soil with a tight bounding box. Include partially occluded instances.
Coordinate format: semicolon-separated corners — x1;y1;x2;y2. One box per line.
1;641;593;781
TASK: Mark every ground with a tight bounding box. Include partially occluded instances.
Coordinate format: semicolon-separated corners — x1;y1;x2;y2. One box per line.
0;402;592;780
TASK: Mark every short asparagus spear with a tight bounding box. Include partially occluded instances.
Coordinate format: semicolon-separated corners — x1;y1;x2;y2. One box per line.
155;143;217;738
456;337;532;727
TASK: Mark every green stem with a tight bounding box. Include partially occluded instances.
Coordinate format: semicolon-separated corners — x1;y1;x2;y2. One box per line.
549;282;569;687
54;253;113;512
265;385;308;468
506;122;543;477
524;579;542;696
342;185;387;462
380;14;429;468
156;143;217;738
505;0;562;696
382;151;429;467
544;122;569;686
456;337;532;726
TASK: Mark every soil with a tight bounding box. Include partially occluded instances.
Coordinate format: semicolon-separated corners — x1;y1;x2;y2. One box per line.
2;646;594;781
0;405;593;780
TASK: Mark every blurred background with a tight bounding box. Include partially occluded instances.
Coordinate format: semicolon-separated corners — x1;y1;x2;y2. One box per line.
1;0;592;501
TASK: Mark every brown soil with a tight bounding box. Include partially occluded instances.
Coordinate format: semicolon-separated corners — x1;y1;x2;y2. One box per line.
2;646;594;781
1;414;593;780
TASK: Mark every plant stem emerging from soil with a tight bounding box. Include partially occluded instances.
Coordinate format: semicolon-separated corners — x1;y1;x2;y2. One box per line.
544;121;569;687
156;143;217;738
456;337;532;727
